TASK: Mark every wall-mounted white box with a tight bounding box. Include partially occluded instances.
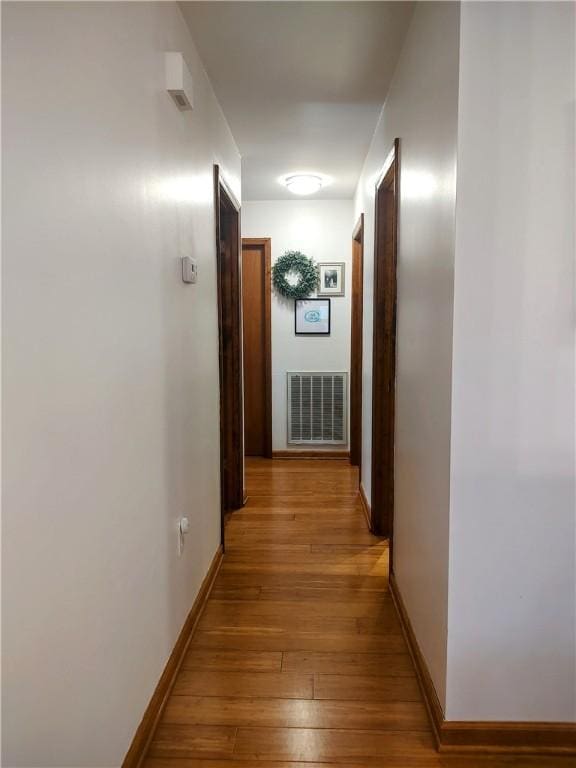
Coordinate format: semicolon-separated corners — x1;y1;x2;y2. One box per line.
165;52;193;111
182;256;197;284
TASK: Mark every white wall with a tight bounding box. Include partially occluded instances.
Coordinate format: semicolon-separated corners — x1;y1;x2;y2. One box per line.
447;0;576;722
353;1;460;708
2;3;240;766
242;200;353;451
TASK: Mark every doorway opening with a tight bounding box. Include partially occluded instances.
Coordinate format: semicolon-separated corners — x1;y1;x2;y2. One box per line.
370;139;399;541
241;238;272;458
214;165;244;545
350;214;364;473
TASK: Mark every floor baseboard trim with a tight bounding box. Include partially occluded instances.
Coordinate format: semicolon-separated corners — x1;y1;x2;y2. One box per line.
122;545;224;768
272;450;350;460
389;573;576;755
389;572;444;747
440;720;576;754
359;482;372;532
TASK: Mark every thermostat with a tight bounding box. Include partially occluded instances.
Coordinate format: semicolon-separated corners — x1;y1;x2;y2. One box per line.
182;257;197;284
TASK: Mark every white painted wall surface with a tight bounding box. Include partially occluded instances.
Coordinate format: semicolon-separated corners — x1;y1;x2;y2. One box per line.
2;3;240;766
242;200;353;451
447;0;576;722
353;1;460;708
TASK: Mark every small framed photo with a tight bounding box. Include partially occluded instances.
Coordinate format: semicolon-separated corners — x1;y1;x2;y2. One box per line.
318;263;345;297
295;298;331;335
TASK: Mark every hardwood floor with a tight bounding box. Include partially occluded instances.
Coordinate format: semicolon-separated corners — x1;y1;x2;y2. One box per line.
144;459;574;768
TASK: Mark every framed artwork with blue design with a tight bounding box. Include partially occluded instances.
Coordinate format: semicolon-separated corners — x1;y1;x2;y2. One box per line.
295;298;331;335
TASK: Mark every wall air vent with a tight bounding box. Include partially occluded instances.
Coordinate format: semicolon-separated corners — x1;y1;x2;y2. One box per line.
287;372;347;445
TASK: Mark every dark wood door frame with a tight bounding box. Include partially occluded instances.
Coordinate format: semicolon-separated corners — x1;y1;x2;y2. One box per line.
371;139;400;542
350;214;364;472
214;165;244;546
241;237;272;458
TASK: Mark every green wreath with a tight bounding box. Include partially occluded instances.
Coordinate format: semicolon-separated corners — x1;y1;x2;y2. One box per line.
272;250;319;299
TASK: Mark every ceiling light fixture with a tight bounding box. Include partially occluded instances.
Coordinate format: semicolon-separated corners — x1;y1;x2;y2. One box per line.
283;174;323;196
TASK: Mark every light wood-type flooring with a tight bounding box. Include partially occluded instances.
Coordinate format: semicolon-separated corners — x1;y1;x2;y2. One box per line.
144;458;574;768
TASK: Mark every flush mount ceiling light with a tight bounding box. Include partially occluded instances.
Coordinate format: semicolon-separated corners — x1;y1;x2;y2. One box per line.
283;174;324;196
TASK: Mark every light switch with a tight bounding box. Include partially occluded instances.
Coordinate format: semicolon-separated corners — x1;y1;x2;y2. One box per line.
182;256;197;284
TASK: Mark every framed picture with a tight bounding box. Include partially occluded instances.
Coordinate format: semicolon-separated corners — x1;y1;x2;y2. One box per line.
295;298;331;335
318;263;345;297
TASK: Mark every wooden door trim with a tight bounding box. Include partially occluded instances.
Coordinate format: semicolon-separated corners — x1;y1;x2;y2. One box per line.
375;143;398;189
214;165;244;545
350;214;364;472
242;237;273;458
216;168;241;212
370;138;399;543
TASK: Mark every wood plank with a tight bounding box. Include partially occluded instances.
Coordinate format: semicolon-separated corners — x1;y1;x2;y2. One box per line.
182;649;282;672
223;544;313;555
226;542;388;576
357;615;405;634
282;650;415;677
229;511;297;521
215;572;389;590
314;673;421;701
173;670;313;699
225;532;380;547
220;549;381;568
203;599;398;620
143;756;575;768
247;476;357;487
161;696;429;731
210;586;262;601
244;494;359;508
246;489;360;500
293;510;367;522
189;630;408;654
225;523;372;537
220;561;372;576
145;762;412;768
232;726;435;762
198;611;358;635
148;724;236;759
259;586;390;603
309;543;387;554
222;550;383;565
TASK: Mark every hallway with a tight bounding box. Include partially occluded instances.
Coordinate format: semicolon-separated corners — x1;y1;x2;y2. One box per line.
143;460;572;768
2;2;575;763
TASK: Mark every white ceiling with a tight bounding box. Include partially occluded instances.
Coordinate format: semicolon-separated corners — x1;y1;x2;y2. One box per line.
180;2;414;200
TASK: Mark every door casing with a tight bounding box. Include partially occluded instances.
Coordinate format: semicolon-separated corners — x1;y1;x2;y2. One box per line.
370;139;400;545
214;165;244;544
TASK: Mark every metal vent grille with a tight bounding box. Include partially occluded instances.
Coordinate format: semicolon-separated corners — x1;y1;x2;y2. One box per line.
287;372;347;444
